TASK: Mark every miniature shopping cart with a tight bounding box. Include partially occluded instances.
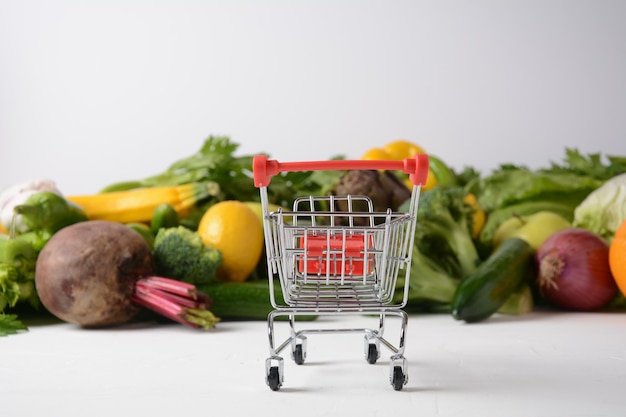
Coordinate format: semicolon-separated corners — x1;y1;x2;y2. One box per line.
252;154;429;391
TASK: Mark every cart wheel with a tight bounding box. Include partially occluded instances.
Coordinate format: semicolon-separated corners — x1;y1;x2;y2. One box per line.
391;366;405;391
293;343;305;365
267;366;282;391
366;343;379;364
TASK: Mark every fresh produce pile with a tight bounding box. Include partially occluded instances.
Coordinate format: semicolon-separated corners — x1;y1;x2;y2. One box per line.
2;135;626;336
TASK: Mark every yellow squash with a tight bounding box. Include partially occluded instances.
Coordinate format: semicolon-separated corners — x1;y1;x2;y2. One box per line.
67;182;219;224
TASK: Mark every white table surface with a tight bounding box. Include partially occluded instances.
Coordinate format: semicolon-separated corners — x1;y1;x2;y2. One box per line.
3;311;625;417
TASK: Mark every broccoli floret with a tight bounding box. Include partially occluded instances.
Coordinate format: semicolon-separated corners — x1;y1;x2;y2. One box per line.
413;186;481;278
152;226;223;285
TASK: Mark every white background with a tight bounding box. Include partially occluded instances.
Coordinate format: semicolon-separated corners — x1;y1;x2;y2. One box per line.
1;0;625;194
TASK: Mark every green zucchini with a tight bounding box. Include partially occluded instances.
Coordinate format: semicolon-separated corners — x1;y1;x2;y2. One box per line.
198;280;317;321
451;237;533;323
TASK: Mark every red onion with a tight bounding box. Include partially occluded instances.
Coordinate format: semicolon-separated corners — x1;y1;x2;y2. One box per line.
535;228;617;311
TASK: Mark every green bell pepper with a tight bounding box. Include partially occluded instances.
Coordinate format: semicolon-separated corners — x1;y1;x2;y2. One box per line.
13;191;88;252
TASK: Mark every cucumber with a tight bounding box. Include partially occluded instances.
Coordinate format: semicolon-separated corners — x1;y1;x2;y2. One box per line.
198;280;317;321
451;237;533;323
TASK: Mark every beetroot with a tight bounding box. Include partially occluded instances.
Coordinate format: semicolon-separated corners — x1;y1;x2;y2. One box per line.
35;220;218;329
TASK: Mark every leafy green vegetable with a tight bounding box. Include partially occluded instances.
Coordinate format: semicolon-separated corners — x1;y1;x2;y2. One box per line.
466;148;626;213
396;148;626;313
412;186;481;278
100;135;344;215
394;246;460;307
393;186;481;311
546;148;626;180
0;314;28;336
0;235;38;313
0;193;80;329
466;168;603;213
454;166;481;187
466;148;626;253
573;173;626;242
101;136;259;201
0;263;20;311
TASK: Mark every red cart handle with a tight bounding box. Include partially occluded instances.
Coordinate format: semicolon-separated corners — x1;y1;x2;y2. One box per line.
253;154;430;188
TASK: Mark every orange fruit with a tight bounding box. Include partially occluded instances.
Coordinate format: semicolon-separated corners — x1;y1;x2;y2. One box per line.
197;200;264;282
609;219;626;296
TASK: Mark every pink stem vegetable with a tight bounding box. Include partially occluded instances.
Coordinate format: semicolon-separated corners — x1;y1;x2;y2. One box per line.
132;277;218;329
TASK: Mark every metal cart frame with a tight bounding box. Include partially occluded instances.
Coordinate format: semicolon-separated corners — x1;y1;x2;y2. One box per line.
253;154;429;391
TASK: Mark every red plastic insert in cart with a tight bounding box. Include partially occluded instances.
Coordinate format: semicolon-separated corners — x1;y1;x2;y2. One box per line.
298;233;375;276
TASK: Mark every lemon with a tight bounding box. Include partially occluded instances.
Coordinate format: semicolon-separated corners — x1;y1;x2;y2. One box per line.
197;200;264;283
360;147;393;160
383;140;425;160
364;140;431;190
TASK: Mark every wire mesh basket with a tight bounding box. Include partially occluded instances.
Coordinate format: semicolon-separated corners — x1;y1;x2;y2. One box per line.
253;154;429;391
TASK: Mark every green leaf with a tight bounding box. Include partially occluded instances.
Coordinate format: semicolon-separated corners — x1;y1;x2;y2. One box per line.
546;148;626;180
0;314;28;336
467;168;603;213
